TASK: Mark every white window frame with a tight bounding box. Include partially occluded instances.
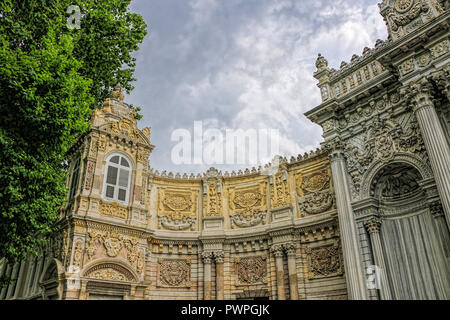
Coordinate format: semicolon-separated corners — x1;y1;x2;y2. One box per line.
102;153;132;205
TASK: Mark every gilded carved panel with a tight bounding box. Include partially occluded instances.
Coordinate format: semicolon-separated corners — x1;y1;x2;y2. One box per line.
157;187;198;231
296;168;335;215
270;173;291;209
99;201;128;219
228;182;267;228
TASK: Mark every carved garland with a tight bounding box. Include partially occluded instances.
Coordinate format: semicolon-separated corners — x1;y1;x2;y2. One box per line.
229;183;267;229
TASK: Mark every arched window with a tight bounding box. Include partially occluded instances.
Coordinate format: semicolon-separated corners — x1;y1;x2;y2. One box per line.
69;157;80;199
103;154;132;204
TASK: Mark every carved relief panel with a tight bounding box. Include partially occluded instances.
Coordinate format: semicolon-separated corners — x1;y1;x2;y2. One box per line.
157;258;191;287
306;240;343;279
269;172;291;209
235;256;268;286
228;182;267;228
296;168;335;216
157;187;198;231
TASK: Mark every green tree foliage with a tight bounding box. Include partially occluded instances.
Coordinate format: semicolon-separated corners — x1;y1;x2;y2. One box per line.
0;0;147;273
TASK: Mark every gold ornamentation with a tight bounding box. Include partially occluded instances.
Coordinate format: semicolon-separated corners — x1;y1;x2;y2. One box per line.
229;184;266;216
158;259;191;287
73;241;84;267
270;173;291;208
297;169;335;215
103;230;124;257
158;188;197;220
99;201;128;219
206;181;222;217
84;263;135;282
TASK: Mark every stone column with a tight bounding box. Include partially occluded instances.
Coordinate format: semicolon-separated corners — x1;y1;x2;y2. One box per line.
364;217;392;300
272;245;286;300
284;243;299;300
214;251;224;300
409;79;450;230
6;263;19;299
32;257;44;295
13;260;26;299
202;252;213;300
0;263;11;299
326;139;368;300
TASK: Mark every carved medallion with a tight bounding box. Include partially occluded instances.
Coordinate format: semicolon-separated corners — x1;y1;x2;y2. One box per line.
306;242;343;278
235;256;267;285
158;259;191;287
394;0;414;13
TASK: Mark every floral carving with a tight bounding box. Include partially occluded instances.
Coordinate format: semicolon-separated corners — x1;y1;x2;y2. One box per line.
297;170;335;215
306;242;343;278
158;259;191;287
84;263;135;282
228;183;267;228
206;181;222;217
344;116;426;195
270;173;291;208
157;188;198;230
235;256;267;285
99;201;128;219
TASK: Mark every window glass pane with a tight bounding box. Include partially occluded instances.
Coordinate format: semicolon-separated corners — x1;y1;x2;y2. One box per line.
118;169;129;187
106;185;115;198
120;157;129;167
118;189;126;201
110;156;120;164
106;166;118;185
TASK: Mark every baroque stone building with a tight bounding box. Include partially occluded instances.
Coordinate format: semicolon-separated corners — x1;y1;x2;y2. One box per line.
0;0;449;300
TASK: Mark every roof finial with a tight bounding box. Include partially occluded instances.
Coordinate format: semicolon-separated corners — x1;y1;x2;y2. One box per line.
110;83;125;101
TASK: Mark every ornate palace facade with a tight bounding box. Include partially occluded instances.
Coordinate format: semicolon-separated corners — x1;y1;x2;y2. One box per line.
1;0;449;300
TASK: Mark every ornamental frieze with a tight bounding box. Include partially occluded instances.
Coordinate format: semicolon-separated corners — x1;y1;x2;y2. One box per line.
85;229;143;273
235;256;267;285
99;201;128;219
157;259;191;287
306;241;343;279
84;263;135;282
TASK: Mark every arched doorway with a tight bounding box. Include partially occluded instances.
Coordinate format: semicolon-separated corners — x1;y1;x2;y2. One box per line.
369;162;449;299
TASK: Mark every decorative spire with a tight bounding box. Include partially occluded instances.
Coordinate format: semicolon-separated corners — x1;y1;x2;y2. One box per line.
315;53;328;71
110;83;125;101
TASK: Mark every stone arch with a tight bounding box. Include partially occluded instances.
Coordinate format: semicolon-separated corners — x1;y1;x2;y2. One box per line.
359;152;433;199
81;258;139;283
39;258;65;300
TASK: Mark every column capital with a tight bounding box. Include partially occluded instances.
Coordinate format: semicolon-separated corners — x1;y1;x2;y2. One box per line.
283;242;296;256
201;251;213;264
429;68;450;101
363;217;382;234
401;78;435;112
271;244;284;257
322;137;346;161
213;251;224;263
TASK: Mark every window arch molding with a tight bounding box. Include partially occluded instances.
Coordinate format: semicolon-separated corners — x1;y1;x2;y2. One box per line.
102;152;133;205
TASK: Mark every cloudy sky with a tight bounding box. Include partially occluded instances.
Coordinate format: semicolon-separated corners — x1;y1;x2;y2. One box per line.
126;0;388;174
